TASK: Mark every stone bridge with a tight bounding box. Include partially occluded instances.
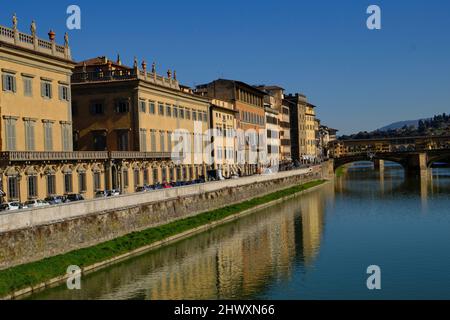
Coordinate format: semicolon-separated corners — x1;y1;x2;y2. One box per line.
328;136;450;174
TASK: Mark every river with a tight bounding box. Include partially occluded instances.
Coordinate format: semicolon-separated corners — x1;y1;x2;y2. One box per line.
26;163;450;300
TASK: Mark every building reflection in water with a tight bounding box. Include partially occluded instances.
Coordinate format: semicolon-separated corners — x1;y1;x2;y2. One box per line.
26;184;332;301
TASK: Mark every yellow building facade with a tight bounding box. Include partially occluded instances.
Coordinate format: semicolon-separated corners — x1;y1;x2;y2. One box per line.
71;56;212;191
0;21;75;152
209;99;238;178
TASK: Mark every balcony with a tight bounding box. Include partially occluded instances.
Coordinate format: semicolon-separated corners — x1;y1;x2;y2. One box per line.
0;151;175;163
110;151;172;160
0;151;109;162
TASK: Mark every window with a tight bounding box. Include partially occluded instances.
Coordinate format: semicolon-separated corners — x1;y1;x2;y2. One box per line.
140;129;147;152
192;110;197;121
143;169;149;185
92;131;107;151
93;172;101;191
41;81;52;99
90;101;105;115
158;103;165;116
134;169;140;188
150;130;156;152
78;172;87;193
2;73;16;93
47;174;56;196
203;112;207;122
59;85;70;101
24;120;36;151
61;123;72;151
160;131;166;152
117;130;129;151
23;77;33;96
162;167;167;182
186;109;191;120
153;168;159;183
115;100;129;113
8;176;19;201
122;169;129;189
166;104;172;117
149;101;156;114
43;122;53;151
26;175;38;199
179;108;185;119
167;132;173;153
64;173;73;194
139;100;147;113
5;118;17;151
169;167;175;182
177;167;182;181
182;167;187;181
173;106;178;118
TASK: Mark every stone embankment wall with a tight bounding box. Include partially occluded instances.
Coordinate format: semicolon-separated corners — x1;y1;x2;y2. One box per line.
0;162;333;270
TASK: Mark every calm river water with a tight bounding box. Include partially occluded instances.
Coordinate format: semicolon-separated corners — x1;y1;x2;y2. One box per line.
27;163;450;300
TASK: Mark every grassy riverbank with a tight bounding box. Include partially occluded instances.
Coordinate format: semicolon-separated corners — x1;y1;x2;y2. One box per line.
0;179;326;298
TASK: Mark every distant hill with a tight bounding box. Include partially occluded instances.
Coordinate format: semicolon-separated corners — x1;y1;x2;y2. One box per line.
340;113;449;140
379;120;420;131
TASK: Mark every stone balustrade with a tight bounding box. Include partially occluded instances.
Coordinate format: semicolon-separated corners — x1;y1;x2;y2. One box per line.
0;151;171;162
0;24;71;60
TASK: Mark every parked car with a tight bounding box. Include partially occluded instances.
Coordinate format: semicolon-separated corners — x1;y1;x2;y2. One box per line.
95;191;109;198
24;199;51;209
162;182;173;189
153;183;163;190
0;202;21;212
45;196;65;205
65;194;85;203
136;186;147;193
107;190;121;197
171;181;183;188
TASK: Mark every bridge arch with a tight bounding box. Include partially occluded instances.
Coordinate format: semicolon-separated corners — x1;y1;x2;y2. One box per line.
427;153;450;168
334;155;406;171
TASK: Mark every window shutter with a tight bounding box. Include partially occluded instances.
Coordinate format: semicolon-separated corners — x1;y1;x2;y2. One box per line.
1;75;6;91
11;121;16;151
12;76;17;93
41;82;45;97
49;84;52;98
59;85;63;100
30;123;35;151
6;121;11;150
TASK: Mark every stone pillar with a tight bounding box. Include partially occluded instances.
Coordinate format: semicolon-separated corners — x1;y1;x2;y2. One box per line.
406;153;428;176
373;159;385;171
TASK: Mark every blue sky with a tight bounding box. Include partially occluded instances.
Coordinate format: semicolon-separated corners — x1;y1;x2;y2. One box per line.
2;0;450;134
